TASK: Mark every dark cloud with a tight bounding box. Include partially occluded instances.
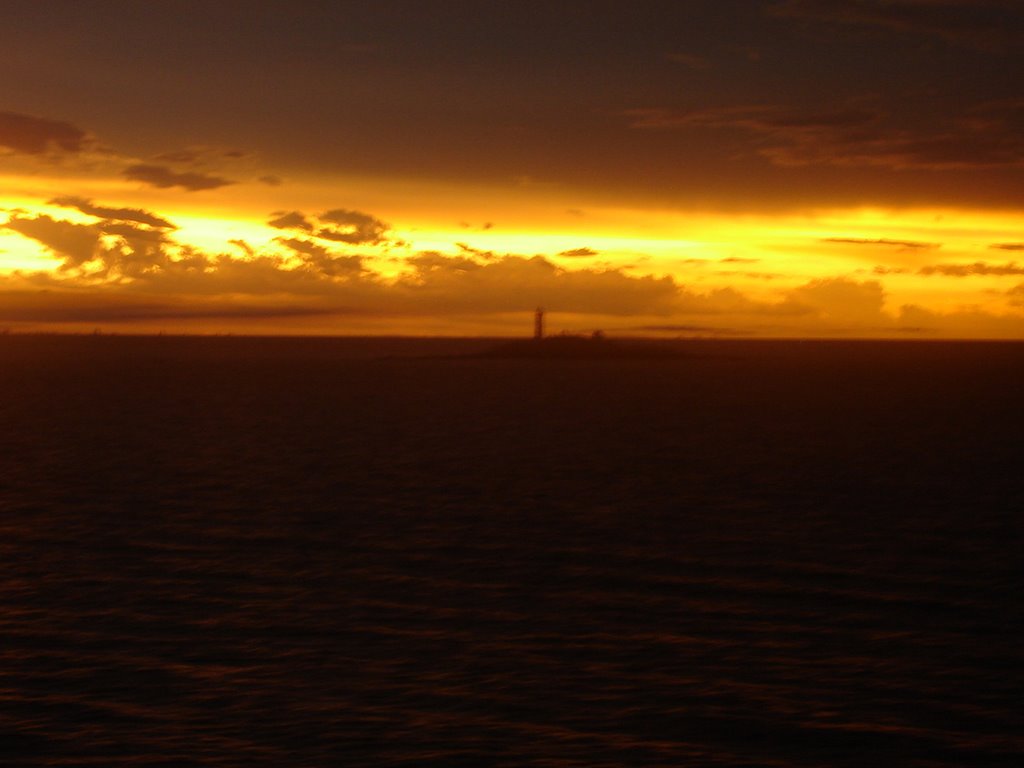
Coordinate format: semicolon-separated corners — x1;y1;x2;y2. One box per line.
100;222;168;243
268;211;314;231
991;243;1024;251
303;252;365;278
629;102;1024;171
918;261;1024;276
769;0;1024;49
122;164;234;191
267;209;389;245
276;237;364;277
1008;284;1024;306
95;223;174;277
558;248;599;258
316;209;389;245
258;175;283;186
721;256;759;263
873;265;910;274
4;213;176;276
824;237;940;249
0;111;87;154
277;237;332;260
4;215;100;268
49;196;176;229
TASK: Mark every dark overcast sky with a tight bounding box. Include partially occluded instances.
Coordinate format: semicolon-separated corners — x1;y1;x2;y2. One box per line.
3;1;1024;338
2;0;1024;209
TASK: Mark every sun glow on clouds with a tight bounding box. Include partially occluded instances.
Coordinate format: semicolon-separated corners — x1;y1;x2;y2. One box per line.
2;162;1024;337
0;229;62;271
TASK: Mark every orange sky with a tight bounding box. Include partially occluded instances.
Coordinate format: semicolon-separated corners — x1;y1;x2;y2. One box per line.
2;1;1024;338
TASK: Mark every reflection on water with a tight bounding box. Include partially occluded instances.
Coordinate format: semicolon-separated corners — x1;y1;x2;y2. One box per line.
1;336;1021;766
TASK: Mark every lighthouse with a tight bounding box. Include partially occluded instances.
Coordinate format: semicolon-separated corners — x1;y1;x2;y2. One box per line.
534;307;545;340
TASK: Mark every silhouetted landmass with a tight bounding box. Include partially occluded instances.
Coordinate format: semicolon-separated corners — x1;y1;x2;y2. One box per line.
468;334;692;359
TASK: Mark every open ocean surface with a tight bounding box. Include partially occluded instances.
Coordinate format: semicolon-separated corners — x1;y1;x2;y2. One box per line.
0;335;1021;767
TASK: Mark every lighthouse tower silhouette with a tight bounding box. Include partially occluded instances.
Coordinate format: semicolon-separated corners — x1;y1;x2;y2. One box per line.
534;307;545;340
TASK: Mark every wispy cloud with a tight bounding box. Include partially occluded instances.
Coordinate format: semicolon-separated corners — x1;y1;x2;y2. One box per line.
49;196;176;230
229;239;254;257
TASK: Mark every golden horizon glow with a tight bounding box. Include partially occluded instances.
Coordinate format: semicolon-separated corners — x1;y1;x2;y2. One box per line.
3;167;1024;338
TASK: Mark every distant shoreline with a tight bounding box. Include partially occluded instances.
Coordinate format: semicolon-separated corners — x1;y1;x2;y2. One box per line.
2;331;1023;344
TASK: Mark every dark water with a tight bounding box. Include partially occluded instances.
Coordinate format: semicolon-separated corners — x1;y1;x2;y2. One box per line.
1;335;1021;766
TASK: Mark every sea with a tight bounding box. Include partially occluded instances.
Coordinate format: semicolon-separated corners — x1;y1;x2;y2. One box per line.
1;335;1021;767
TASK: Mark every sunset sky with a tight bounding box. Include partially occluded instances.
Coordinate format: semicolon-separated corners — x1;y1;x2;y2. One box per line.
2;0;1024;337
